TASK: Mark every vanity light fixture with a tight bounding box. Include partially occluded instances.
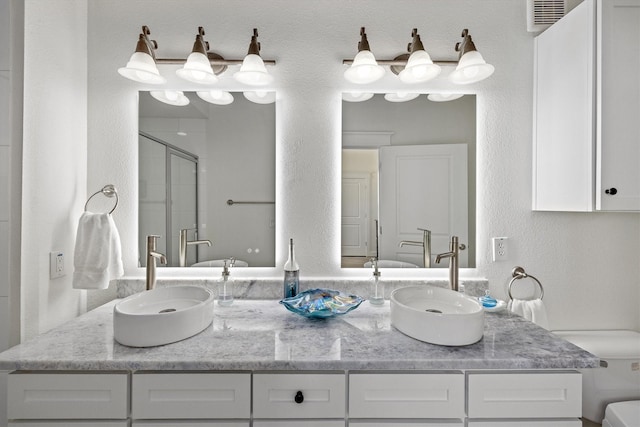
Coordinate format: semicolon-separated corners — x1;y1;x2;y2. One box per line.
427;93;465;102
233;29;274;86
398;29;441;84
449;29;495;85
343;27;386;84
150;90;190;106
119;26;276;89
343;28;494;86
243;91;276;104
197;90;234;105
342;92;374;102
118;26;166;84
176;27;218;85
384;92;420;103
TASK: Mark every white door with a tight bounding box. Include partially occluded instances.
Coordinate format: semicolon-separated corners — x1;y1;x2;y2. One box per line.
341;173;370;256
378;144;468;267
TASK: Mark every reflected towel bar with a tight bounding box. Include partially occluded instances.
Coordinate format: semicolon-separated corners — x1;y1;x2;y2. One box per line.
226;199;275;206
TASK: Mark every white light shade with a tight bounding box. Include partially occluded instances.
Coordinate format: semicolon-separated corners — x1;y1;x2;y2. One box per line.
176;52;218;84
398;50;441;84
197;90;234;105
450;51;495;84
342;92;374;102
428;93;465;102
234;54;274;86
118;52;166;84
150;90;190;106
243;91;275;104
344;50;385;84
384;92;420;103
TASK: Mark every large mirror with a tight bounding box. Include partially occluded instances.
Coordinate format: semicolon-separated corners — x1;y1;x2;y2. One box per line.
341;94;476;268
139;91;276;267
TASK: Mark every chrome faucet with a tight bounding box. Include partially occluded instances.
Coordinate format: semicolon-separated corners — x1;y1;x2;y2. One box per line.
399;228;432;268
179;228;212;267
435;236;466;292
146;235;167;290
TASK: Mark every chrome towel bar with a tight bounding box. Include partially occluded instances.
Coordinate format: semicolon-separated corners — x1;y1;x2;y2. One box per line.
84;184;119;214
508;266;544;300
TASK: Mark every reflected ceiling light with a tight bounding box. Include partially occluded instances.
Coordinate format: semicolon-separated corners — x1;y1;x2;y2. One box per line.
243;91;276;104
176;27;218;85
234;29;274;86
384;92;420;103
398;29;441;84
344;27;385;84
118;26;166;84
449;29;495;85
428;93;465;102
342;92;374;102
150;90;190;106
197;90;234;105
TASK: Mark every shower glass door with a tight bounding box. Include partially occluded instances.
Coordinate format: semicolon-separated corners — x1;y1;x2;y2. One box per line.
139;132;198;267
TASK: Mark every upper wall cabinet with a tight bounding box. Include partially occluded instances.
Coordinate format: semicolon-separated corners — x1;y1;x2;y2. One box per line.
532;0;640;212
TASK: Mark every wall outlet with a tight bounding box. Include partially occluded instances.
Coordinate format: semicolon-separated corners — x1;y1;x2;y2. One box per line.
50;251;66;279
492;237;509;262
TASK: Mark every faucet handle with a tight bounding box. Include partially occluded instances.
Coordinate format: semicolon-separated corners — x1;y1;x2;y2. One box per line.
459;243;466;251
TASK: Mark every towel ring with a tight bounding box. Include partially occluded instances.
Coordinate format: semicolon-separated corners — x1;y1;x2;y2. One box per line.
508;266;544;301
84;184;119;214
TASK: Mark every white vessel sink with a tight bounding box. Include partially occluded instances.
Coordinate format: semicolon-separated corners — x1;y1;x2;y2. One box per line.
114;285;214;347
390;286;484;346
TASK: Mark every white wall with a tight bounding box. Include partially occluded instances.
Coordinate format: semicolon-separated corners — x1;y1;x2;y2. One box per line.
21;0;88;340
18;0;639;339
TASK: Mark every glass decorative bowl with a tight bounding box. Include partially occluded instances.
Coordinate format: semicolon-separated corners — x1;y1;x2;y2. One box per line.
279;288;364;319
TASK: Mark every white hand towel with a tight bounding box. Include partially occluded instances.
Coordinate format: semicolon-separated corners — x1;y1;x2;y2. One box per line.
508;298;549;330
72;212;124;289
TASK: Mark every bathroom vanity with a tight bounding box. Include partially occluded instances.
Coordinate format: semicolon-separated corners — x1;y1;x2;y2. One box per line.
0;283;599;426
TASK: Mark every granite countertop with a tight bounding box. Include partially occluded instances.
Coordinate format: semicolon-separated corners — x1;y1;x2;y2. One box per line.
0;298;599;371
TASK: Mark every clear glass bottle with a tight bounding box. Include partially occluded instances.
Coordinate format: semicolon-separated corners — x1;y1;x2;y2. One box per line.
369;258;384;305
218;259;234;306
283;238;299;298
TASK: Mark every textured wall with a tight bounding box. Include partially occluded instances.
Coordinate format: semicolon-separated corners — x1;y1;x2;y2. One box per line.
21;0;639;334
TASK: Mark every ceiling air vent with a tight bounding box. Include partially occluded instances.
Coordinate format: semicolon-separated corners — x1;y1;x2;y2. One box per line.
527;0;567;32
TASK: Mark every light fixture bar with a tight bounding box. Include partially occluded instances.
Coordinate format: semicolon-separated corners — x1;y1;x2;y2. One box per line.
342;59;457;66
157;58;276;66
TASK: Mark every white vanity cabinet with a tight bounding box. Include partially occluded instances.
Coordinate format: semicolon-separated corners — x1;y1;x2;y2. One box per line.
131;372;251;422
532;0;640;212
348;372;464;422
7;372;128;426
253;373;346;423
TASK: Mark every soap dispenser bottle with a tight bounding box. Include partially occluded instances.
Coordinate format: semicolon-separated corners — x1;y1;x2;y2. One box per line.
283;238;299;298
369;258;384;305
218;259;234;306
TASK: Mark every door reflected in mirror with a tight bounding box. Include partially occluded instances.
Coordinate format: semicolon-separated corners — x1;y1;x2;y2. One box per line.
342;94;476;268
139;91;275;267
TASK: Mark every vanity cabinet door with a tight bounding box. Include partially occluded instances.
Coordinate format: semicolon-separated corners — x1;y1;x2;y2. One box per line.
349;423;463;427
132;423;249;427
253;373;346;419
10;423;129;427
468;422;581;427
254;422;344;427
132;373;250;420
349;373;465;419
7;372;128;420
467;372;582;419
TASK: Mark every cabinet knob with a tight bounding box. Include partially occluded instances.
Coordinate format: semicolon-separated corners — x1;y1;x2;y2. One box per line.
605;188;618;195
294;390;304;404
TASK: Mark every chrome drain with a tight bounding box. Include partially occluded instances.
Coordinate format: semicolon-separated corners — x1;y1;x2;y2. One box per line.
159;308;176;313
425;309;443;314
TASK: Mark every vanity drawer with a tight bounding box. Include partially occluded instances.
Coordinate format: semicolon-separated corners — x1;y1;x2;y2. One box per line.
253;373;346;419
468;422;581;426
133;423;249;427
349;372;465;419
10;423;129;427
132;372;250;419
467;371;582;419
255;422;344;427
7;372;128;420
